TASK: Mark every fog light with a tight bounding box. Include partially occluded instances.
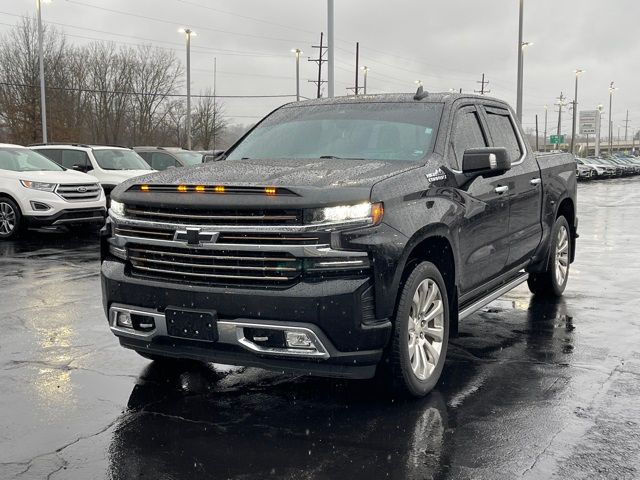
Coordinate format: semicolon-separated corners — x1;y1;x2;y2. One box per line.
285;331;313;349
116;311;133;328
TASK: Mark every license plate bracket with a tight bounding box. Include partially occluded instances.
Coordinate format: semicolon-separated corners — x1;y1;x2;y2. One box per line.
165;308;218;342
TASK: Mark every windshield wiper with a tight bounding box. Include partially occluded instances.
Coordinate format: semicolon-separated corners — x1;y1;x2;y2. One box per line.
319;155;364;160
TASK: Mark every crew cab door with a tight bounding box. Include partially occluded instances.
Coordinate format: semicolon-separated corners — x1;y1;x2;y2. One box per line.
482;106;542;269
449;105;510;294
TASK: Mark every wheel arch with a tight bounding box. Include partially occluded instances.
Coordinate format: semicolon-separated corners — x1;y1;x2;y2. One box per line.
390;226;459;334
556;197;576;263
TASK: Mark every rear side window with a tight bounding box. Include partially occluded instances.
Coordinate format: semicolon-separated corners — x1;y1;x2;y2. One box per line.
151;153;178;171
60;150;89;169
36;149;62;164
451;109;488;169
485;109;523;163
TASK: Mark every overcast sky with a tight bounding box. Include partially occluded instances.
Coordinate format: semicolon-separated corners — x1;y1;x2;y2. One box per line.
2;0;639;136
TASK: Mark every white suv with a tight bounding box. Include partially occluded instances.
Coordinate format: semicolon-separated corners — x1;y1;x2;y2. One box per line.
30;144;154;198
0;144;106;240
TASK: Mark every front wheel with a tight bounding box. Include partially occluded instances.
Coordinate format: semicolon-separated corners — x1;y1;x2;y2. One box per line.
528;216;571;297
0;198;22;240
385;261;450;397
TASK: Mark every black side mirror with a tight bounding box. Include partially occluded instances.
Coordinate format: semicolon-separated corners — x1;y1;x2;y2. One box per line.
462;147;511;178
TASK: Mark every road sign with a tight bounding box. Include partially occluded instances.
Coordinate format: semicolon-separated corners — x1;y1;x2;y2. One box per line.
580;110;599;135
550;135;565;144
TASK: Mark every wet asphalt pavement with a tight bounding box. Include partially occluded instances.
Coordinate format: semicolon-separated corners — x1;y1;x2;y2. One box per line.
1;178;640;480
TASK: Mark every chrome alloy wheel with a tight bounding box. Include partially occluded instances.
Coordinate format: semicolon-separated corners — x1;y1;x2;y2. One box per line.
0;202;16;236
555;225;569;286
407;278;445;381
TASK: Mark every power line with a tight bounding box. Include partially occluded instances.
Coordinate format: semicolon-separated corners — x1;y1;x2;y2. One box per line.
0;81;296;99
475;73;490;95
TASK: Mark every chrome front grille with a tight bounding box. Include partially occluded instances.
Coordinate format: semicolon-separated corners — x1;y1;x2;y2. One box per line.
114;225;326;246
56;183;101;201
127;244;302;286
124;206;302;226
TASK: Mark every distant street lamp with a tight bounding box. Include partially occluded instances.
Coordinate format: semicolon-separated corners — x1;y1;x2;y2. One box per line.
570;69;585;154
179;28;196;150
360;66;369;95
414;80;423;87
608;82;618;154
37;0;51;143
291;49;303;101
543;105;548;152
595;104;603;157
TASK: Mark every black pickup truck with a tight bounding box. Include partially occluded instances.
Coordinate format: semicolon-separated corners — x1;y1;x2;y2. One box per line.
101;91;577;397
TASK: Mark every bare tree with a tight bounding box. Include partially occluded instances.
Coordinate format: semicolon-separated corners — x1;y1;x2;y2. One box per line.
192;88;227;150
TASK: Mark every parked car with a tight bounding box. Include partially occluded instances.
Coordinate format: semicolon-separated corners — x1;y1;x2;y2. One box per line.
575;161;597;180
575;158;603;178
134;147;204;171
0;144;106;239
584;157;618;177
30;144;153;199
101;91;577;397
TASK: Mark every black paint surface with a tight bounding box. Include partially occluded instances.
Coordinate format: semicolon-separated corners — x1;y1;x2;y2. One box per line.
1;178;639;479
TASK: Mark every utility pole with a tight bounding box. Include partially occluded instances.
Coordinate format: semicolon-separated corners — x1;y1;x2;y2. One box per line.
355;42;359;95
555;92;566;149
308;32;327;98
347;42;361;95
543;105;548;152
327;0;334;98
624;109;630;142
535;114;539;151
570;69;584;154
475;73;490;95
516;0;524;122
37;0;48;143
595;104;603;157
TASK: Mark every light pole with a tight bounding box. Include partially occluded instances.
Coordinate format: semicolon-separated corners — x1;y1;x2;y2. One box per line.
179;28;196;150
516;0;524;122
595;104;603;157
291;49;302;101
570;69;585;154
327;0;334;98
37;0;51;143
517;41;533;123
360;66;369;95
608;82;617;154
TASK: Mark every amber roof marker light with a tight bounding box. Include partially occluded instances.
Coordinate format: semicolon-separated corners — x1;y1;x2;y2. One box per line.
140;185;150;192
177;185;188;192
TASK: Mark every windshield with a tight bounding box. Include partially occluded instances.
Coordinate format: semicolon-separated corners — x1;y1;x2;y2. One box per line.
174;151;204;166
227;102;444;162
0;147;64;172
92;149;150;170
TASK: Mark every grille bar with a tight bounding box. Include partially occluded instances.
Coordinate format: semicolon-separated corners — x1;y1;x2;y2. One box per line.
56;183;101;201
124;206;303;226
128;247;297;263
130;256;299;272
132;265;293;282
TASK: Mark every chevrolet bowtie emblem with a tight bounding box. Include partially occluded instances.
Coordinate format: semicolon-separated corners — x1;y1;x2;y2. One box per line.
174;228;220;246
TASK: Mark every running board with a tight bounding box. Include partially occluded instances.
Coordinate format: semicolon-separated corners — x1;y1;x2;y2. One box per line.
458;272;529;320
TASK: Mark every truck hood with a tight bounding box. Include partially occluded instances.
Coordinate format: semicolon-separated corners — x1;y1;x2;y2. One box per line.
112;158;420;209
118;158;419;189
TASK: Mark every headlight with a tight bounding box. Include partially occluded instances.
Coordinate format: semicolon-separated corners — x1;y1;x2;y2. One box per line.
110;200;126;216
20;180;57;192
305;202;384;226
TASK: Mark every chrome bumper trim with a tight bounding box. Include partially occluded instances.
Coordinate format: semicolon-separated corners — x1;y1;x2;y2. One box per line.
108;304;331;359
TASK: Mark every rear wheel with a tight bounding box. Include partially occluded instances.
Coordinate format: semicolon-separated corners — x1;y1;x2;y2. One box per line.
385;261;450;397
528;216;571;297
0;198;22;240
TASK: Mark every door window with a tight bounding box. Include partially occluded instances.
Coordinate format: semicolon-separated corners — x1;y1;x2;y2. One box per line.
485;109;523;163
60;150;90;170
451;109;488;169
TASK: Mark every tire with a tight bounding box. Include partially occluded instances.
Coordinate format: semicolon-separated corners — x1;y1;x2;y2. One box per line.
385;261;450;397
528;216;571;297
0;197;23;240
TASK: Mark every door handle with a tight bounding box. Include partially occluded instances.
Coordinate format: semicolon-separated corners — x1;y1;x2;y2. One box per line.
530;178;542;186
494;185;509;194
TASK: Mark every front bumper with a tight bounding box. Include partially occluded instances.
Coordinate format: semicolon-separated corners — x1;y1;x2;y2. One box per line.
25;207;107;227
101;259;391;379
